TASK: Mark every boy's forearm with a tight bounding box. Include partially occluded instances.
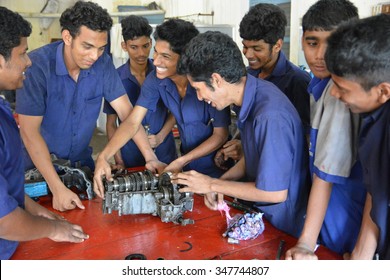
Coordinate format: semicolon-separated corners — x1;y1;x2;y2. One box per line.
351;194;378;259
297;175;333;251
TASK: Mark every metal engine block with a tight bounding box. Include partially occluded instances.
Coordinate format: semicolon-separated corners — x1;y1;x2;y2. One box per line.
103;170;194;225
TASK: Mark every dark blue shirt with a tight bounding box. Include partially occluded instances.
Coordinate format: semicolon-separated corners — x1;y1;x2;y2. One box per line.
16;41;126;170
136;70;231;178
359;101;390;259
103;59;177;167
0;98;25;259
247;51;311;133
236;74;310;238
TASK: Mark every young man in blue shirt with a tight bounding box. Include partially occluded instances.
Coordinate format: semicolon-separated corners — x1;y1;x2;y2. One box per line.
215;3;311;169
16;2;161;212
93;19;231;198
104;15;177;169
0;7;88;260
285;0;366;259
172;31;310;238
325;14;390;260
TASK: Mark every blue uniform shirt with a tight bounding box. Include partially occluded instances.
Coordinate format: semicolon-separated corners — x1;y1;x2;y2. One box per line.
247;51;311;133
0;98;25;259
308;77;366;254
103;59;177;167
359;101;390;259
136;71;231;178
236;74;310;238
16;41;126;170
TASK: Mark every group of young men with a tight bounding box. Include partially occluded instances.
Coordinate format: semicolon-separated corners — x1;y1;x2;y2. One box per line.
1;0;389;260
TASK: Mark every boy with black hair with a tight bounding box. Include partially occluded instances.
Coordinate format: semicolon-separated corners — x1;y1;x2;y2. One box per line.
94;19;231;198
172;31;310;238
215;3;311;167
104;15;177;169
285;0;366;259
16;1;161;212
326;14;390;259
0;7;88;260
240;3;310;129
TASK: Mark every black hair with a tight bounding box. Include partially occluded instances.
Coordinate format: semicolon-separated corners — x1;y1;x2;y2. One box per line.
302;0;358;32
121;15;152;41
59;1;113;37
239;3;287;45
326;14;390;91
178;31;246;89
0;7;32;61
153;19;199;56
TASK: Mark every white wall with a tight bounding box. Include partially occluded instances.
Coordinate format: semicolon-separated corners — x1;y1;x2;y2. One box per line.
1;0;383;63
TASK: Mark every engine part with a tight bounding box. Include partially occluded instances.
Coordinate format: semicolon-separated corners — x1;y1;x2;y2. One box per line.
103;170;194;225
24;155;94;200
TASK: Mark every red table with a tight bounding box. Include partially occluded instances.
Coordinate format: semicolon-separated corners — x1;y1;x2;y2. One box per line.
11;194;341;260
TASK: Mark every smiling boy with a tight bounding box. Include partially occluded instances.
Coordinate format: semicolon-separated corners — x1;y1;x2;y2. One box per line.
16;1;160;212
285;0;366;259
326;14;390;259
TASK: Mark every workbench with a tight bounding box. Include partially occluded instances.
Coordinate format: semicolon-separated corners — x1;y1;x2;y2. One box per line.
10;193;341;260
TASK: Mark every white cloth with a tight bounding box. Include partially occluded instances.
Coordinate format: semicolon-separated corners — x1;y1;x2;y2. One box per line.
110;23;128;68
311;80;360;177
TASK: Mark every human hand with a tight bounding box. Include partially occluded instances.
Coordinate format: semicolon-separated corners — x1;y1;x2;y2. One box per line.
147;134;162;149
163;159;184;174
25;195;65;220
112;154;125;171
145;159;167;174
214;149;229;170
36;205;65;220
343;252;351;260
93;155;113;199
171;170;213;194
221;139;242;161
285;243;318;260
204;192;224;210
49;219;89;243
52;186;85;212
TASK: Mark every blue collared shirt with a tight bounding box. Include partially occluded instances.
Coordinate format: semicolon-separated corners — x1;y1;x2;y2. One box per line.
16;41;126;170
0;98;25;259
247;51;311;133
235;74;310;238
103;59;177;166
137;70;231;177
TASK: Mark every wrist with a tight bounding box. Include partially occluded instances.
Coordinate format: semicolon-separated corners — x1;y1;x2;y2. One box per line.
296;240;316;252
97;151;111;163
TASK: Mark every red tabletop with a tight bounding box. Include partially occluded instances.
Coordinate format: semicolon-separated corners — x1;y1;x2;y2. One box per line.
11;193;341;260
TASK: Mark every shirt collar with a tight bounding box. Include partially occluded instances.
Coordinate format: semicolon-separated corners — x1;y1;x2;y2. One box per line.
119;59;155;81
361;101;389;124
246;51;287;79
238;74;257;123
308;76;331;101
55;41;96;77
